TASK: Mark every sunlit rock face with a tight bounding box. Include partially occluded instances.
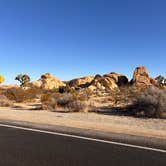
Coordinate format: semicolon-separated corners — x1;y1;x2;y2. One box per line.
68;76;94;88
31;73;66;90
131;66;154;86
89;74;119;91
104;72;128;86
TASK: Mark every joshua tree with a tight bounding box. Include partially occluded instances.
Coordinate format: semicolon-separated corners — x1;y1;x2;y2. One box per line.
0;75;5;84
15;74;31;87
155;75;166;86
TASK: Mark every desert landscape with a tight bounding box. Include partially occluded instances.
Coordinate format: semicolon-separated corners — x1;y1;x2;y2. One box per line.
0;66;166;139
0;1;166;165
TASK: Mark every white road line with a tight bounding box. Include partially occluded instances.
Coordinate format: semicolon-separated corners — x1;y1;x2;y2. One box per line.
0;123;166;153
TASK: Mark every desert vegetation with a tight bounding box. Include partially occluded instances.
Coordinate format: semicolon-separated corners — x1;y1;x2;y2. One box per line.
3;87;42;103
0;66;165;118
41;92;91;112
132;87;166;118
0;94;13;107
15;74;31;87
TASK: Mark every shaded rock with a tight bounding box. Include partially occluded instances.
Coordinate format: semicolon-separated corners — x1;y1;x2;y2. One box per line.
105;72;128;86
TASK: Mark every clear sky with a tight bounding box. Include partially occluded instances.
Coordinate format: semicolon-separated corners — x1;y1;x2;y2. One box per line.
0;0;165;84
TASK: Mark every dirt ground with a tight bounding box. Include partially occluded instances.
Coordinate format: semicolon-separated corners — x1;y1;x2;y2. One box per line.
0;102;166;140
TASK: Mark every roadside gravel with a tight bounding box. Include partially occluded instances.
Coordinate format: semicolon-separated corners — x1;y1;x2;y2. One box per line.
0;107;166;139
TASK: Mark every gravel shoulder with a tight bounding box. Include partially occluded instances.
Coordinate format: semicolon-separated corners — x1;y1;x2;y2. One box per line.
0;106;166;140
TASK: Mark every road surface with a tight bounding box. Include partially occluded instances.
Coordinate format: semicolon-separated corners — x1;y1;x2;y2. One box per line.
0;124;165;166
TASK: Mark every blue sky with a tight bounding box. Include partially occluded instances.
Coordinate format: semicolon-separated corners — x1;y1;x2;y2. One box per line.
0;0;165;84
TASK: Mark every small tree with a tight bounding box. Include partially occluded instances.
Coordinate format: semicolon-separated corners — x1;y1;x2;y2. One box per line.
0;75;5;84
15;74;31;87
155;75;166;86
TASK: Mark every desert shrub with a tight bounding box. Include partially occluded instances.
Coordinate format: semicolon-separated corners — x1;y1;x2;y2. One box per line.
4;87;42;103
41;92;90;112
41;92;61;110
59;85;75;93
111;85;146;108
133;86;166;118
67;100;89;112
57;93;73;106
0;95;13;107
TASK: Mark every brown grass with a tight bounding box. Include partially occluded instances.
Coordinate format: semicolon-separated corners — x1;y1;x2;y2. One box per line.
0;95;13;107
132;86;166;118
3;87;42;103
41;92;91;112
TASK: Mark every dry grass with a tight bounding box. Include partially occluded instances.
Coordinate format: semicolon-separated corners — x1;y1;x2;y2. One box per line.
3;87;42;103
133;86;166;118
41;92;91;112
0;95;13;107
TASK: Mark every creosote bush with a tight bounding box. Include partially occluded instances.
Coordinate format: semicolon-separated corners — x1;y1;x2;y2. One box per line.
4;87;42;103
112;85;146;108
41;92;90;112
0;95;13;107
133;86;166;118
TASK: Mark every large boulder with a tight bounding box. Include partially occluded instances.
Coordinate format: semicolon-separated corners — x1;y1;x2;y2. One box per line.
105;72;128;86
68;76;94;88
131;67;153;86
89;74;118;91
31;73;66;90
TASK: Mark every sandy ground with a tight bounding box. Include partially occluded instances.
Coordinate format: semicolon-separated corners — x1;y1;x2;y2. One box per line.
0;105;166;140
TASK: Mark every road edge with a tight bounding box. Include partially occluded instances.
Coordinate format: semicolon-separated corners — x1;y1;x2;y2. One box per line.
0;118;166;151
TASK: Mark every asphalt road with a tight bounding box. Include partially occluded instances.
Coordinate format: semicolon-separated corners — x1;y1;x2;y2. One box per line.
0;125;165;166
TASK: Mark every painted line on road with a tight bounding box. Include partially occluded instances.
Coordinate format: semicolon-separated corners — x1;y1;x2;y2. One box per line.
0;123;166;153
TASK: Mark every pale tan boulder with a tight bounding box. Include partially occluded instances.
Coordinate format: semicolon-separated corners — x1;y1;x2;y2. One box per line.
105;72;128;86
68;76;94;88
131;66;152;86
91;75;118;91
31;73;66;90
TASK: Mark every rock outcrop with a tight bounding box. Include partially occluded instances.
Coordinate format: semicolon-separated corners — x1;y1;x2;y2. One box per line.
31;73;66;90
131;67;153;86
88;74;118;92
105;72;128;86
68;76;94;88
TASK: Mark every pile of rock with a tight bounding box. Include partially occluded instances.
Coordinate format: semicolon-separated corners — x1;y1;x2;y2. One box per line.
68;76;94;88
28;66;160;92
31;73;66;90
104;72;128;86
131;66;157;87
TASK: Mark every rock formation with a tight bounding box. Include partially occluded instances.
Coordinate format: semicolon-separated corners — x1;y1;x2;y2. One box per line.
131;66;154;86
105;72;128;86
68;76;94;88
31;73;66;90
88;74;118;92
